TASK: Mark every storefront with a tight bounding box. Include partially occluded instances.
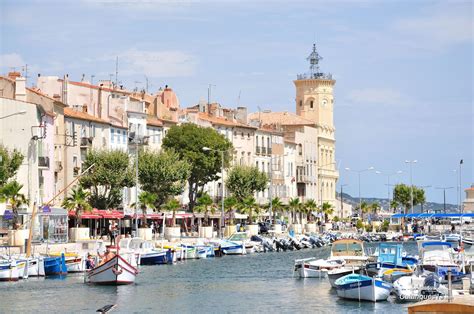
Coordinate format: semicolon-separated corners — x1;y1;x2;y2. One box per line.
32;206;68;243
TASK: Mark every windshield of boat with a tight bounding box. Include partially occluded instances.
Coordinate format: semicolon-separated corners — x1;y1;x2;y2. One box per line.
228;233;247;242
332;242;364;256
129;239;143;249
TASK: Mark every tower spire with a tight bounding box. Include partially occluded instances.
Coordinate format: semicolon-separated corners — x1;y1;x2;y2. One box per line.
307;43;323;77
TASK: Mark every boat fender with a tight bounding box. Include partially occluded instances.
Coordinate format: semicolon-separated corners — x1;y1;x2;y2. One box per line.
97;304;117;313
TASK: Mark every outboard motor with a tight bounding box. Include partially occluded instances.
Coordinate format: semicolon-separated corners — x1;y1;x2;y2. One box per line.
421;273;442;296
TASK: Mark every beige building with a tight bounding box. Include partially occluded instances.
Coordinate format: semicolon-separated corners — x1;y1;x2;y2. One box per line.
464;185;474;213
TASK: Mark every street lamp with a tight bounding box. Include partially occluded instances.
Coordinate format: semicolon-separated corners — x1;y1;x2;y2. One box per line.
202;146;226;238
436;186;453;214
375;170;402;211
0;110;27;119
345;166;375;217
405;160;417;214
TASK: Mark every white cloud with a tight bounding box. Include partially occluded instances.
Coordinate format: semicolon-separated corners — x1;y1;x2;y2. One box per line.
346;88;406;106
115;49;197;78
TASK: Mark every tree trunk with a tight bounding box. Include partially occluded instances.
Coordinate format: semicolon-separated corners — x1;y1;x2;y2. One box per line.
172;209;176;227
142;206;147;227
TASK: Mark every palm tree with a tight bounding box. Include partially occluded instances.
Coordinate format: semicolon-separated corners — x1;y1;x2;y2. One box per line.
269;197;284;224
239;196;257;224
320;202;334;223
390;200;399;213
162;198;180;227
304;199;318;223
288;197;301;224
132;191;157;226
0;181;28;230
62;185;91;227
358;201;371;222
224;196;238;225
195;193;214;226
371;202;381;217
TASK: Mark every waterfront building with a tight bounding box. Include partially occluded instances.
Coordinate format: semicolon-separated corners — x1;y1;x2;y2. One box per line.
464;184;474;213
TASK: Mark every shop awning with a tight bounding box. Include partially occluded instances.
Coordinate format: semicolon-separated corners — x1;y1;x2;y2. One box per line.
391;213;474;218
68;209;124;219
97;210;125;219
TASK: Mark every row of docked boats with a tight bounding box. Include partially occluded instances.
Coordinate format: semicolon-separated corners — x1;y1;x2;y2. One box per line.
294;238;474;302
0;253;70;281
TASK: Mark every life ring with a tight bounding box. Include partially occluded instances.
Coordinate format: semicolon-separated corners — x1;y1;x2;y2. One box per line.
112;265;123;275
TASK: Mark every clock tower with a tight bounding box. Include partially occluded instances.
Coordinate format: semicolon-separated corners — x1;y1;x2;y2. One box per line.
294;43;335;129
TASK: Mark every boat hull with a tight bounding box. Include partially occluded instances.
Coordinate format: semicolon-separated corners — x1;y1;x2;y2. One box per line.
0;261;19;281
336;277;392;302
44;256;67;276
140;251;173;265
87;255;138;285
328;267;360;288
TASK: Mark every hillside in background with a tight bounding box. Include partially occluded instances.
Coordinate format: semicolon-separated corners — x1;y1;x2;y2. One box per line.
336;192;458;213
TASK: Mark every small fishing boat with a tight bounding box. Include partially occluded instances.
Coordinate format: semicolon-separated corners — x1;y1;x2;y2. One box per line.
365;243;415;278
0;260;19;281
294;257;345;278
43;254;67;276
327;266;362;288
86;253;138;285
140;249;174;265
49;252;86;273
334;274;392;302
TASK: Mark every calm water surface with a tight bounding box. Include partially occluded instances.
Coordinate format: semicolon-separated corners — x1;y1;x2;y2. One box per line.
0;242;418;313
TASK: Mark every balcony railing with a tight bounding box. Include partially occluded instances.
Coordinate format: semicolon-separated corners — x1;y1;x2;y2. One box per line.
80;137;93;147
38;156;50;169
267;147;272;155
262;147;267;155
256;146;261;155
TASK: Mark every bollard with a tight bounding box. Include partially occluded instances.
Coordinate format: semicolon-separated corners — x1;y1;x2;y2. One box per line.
447;269;452;302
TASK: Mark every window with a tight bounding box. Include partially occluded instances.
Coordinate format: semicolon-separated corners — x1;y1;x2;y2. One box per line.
123;130;126;144
256;161;259;169
111;129;115;143
299;100;302;107
310;100;314;109
92;125;96;137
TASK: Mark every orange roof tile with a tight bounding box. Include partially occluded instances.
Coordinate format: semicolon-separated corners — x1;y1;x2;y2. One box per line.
27;87;66;107
64;107;109;124
198;112;256;129
248;111;315;126
146;116;163;127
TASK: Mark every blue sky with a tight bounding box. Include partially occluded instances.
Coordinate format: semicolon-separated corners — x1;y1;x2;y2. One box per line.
1;0;472;205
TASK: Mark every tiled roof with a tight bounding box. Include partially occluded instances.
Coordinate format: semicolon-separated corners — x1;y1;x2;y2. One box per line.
27;87;66;106
64;107;109;124
146;116;163;127
248;111;315;126
198;112;256;129
59;79;130;94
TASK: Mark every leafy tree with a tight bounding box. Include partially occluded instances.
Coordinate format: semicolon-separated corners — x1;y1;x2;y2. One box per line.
138;149;190;207
320;202;334;223
355;201;371;222
224;196;238;225
0;181;27;229
0;145;24;187
304;199;318;223
162;123;232;212
390;200;399;213
393;184;426;214
226;165;268;201
80;150;134;210
62;186;91;227
238;196;258;224
288;197;301;224
162;198;181;227
136;191;156;226
195;192;214;227
333;216;340;223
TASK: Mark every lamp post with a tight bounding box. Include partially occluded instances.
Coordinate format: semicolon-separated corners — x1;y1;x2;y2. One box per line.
345;166;375;217
435;186;453;214
340;184;348;219
0;110;27;119
202;146;226;238
375;170;402;211
405;160;417;214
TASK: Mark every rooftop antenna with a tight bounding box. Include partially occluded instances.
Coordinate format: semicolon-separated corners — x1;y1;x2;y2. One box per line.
307;43;323;77
81;73;85;82
144;76;149;94
134;81;142;91
21;64;29;84
237;90;241;107
115;56;119;89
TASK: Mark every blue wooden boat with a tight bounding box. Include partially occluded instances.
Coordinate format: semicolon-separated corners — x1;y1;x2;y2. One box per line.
335;274;392;302
140;250;174;265
44;254;67;276
366;243;415;279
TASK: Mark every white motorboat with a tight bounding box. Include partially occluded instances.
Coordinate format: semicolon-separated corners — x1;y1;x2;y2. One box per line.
294;257;345;278
335;274;392;302
86;254;138;285
20;256;45;277
0;260;19;281
417;241;464;283
393;272;448;302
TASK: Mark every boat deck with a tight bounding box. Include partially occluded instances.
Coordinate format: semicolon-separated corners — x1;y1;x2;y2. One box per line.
407;295;474;314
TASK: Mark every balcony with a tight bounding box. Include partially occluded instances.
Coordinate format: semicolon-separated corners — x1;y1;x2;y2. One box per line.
262;147;267;155
38;156;50;169
256;146;261;155
267;147;272;155
296;175;308;183
80;137;93;147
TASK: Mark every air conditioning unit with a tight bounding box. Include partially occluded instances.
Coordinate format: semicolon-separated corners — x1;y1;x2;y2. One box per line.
55;161;63;172
38;156;50;169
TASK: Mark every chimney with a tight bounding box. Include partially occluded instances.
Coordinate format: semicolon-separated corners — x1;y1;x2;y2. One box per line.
14;76;27;101
82;105;88;113
235;106;248;124
8;71;21;80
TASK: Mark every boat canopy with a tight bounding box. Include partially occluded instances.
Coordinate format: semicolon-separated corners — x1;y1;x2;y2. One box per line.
391;213;474;218
421;241;452;248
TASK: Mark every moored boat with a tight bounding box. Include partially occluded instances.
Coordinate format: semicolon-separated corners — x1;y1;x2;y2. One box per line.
86;253;138;285
334;274;392;302
43;254;67;276
294;257;345;278
0;260;19;281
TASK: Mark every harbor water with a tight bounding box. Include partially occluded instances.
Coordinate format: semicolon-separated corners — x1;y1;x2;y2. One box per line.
0;242;418;313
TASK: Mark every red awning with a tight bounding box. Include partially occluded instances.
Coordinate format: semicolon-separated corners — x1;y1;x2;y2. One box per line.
97;210;125;219
68;209;101;219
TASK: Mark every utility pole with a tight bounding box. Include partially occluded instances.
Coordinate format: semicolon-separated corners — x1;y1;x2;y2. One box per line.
459;159;463;213
115;56;119;88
